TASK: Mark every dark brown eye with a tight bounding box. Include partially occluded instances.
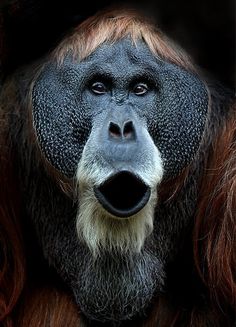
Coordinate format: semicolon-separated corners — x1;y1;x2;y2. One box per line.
133;83;149;95
90;82;107;95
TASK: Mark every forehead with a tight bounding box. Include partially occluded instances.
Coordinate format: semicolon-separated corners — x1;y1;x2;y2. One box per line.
74;38;159;73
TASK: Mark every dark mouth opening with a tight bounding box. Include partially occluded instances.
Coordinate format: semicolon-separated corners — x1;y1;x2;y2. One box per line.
94;171;151;218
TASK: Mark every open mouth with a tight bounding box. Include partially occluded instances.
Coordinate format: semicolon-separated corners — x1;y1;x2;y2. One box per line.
94;171;151;218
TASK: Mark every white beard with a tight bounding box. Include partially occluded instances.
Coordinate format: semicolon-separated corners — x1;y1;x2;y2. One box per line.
75;128;163;257
76;185;157;256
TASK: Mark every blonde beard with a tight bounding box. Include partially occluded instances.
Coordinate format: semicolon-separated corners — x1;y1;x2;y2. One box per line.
76;185;157;257
76;130;163;257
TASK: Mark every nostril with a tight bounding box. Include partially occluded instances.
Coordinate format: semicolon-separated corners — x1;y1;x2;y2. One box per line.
123;121;135;139
109;122;122;139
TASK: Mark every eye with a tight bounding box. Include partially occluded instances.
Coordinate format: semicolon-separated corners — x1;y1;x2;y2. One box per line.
90;82;108;95
133;83;149;95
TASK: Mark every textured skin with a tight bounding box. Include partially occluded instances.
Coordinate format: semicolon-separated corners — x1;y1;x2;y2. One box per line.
24;38;211;324
32;38;208;179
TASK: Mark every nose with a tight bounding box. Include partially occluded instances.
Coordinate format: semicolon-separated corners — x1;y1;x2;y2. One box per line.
108;120;136;141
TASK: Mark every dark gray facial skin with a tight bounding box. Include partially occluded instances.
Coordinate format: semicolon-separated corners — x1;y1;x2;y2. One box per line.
32;38;208;179
29;38;209;324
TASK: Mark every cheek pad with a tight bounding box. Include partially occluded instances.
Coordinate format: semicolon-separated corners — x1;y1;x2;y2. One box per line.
32;58;208;180
147;64;208;179
32;62;91;178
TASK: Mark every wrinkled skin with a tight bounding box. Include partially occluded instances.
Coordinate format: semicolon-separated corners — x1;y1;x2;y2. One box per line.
21;38;209;324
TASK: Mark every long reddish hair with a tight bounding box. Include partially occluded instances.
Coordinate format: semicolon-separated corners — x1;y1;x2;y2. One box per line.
0;6;235;327
194;109;236;315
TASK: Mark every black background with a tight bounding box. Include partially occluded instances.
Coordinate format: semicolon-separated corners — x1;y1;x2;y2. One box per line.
0;0;235;92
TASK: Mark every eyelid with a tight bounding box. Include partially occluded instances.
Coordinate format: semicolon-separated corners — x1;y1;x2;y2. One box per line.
88;73;112;86
130;75;154;88
135;82;148;88
88;75;112;94
90;81;108;94
132;82;150;95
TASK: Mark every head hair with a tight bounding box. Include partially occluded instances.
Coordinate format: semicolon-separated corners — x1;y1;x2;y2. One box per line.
54;6;194;71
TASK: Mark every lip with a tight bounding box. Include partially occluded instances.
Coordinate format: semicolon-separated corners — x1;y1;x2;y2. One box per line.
94;170;151;218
